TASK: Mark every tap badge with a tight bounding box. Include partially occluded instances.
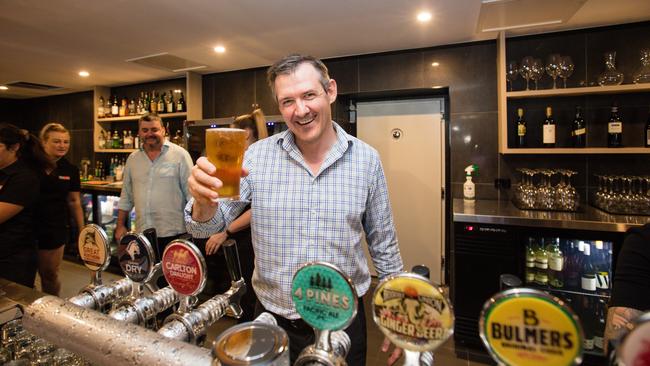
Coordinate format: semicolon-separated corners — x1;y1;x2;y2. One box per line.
162;240;206;296
118;233;154;283
479;288;584;366
77;224;109;272
372;273;454;353
291;262;357;331
617;312;650;366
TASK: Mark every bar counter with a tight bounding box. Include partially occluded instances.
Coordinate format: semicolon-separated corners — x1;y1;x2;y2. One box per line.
80;182;122;195
453;199;649;233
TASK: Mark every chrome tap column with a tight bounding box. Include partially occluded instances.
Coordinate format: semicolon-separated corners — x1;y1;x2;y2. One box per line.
23;295;213;366
68;224;133;312
157;238;246;344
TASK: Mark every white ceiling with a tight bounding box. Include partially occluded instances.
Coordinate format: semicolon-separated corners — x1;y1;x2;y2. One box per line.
1;0;649;99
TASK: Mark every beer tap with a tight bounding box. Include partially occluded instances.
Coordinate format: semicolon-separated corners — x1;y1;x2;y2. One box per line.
291;262;359;366
371;268;454;366
108;231;179;329
157;238;246;344
68;224;133;313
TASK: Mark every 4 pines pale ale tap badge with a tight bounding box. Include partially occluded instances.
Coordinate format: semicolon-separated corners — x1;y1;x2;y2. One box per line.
77;224;110;272
162;240;207;297
479;288;584;366
372;272;454;353
118;232;156;284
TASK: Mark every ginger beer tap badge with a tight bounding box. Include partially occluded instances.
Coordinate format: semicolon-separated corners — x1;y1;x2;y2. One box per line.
161;239;207;296
118;232;155;284
479;288;584;366
372;272;454;352
77;224;110;272
291;262;358;331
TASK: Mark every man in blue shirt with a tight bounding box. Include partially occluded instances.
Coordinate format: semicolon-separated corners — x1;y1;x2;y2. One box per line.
185;54;404;365
116;114;193;257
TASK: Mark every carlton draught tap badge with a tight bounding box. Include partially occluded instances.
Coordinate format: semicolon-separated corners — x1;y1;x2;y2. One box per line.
291;262;358;331
480;288;584;366
161;240;206;296
118;233;155;283
372;273;454;352
77;224;109;272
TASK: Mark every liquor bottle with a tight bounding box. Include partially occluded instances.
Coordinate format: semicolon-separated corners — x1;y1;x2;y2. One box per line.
98;96;105;118
534;239;549;286
119;97;127;117
144;92;150;113
128;99;136;116
124;131;133;149
607;103;623;147
580;243;596;292
105;97;112;118
133;132;140;150
516;108;527;147
542;106;556;147
98;130;106;150
593;298;607;351
150;90;158;114
525;238;536;284
166;90;175;113
112;130;120;149
111;96;119;117
172;130;182;146
548;238;564;288
157;92;165;113
571;105;586;147
645;107;650;147
177;92;185;112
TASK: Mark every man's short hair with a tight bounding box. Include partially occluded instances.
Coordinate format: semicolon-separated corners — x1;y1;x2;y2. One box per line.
138;113;163;128
266;54;330;100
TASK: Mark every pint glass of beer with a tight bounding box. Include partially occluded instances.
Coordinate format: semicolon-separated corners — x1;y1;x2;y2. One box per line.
205;128;247;201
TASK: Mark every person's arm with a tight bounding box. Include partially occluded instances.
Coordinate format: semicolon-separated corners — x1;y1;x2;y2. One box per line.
604;306;643;354
114;209;130;242
116;158;134;242
227;209;251;234
67;191;84;228
0;202;24;224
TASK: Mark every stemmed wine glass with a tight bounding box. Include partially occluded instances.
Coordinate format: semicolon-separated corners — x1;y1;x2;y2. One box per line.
546;54;562;89
531;58;544;90
520;56;535;91
558;56;575;88
506;61;519;91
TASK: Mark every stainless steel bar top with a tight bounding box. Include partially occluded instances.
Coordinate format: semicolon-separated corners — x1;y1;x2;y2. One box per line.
453;199;649;232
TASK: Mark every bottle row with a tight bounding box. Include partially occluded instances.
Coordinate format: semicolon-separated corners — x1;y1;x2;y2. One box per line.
512;103;650;148
555;292;608;354
97;128;185;150
97;90;186;119
524;238;612;295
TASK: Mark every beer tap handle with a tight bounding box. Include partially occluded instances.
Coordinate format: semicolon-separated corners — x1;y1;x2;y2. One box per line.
92;270;103;287
222;239;242;282
143;228;159;262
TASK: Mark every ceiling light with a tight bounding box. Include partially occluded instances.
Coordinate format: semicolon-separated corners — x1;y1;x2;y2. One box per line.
417;12;432;22
78;71;90;77
0;86;8;90
214;45;226;53
431;62;440;67
174;89;182;93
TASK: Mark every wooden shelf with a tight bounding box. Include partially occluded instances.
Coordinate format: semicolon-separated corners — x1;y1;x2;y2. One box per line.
96;149;136;153
501;147;650;155
506;83;650;99
97;112;187;122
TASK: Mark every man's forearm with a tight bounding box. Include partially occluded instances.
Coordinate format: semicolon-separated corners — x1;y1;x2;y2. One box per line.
191;201;218;223
116;209;129;229
604;306;643;354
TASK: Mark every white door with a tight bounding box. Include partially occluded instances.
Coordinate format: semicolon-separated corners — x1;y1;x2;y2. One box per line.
357;99;445;284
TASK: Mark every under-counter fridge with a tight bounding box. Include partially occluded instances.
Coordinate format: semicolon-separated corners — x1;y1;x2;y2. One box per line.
451;221;625;365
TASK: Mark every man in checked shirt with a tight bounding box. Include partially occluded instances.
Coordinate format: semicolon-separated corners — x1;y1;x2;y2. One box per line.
185;54;404;365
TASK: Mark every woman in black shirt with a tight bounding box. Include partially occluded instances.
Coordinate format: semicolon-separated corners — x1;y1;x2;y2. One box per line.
37;123;84;296
0;123;52;287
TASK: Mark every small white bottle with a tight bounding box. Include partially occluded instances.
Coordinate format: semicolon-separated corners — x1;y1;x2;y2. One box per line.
463;164;478;202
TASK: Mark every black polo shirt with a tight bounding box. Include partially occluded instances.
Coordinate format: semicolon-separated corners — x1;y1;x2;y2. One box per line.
0;159;40;257
36;157;80;246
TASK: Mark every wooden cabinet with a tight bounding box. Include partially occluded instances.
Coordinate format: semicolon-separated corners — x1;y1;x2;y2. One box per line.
497;32;650;154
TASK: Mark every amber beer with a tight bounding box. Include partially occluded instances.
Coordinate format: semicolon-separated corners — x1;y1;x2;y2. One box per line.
206;128;247;200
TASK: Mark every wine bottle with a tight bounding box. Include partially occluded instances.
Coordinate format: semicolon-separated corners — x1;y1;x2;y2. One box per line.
571;105;586;147
166;90;175;113
542;106;556;148
645;107;650;148
593;298;607;351
516;107;527;147
580;244;596;292
607;103;622;147
548;238;564;288
582;297;595;352
157;92;165;113
525;238;536;284
534;239;549;286
177;92;185;112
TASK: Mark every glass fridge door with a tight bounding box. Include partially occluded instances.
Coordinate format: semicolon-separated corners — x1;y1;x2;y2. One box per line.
524;235;612;356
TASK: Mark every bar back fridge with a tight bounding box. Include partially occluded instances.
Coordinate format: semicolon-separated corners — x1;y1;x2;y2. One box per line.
452;221;624;364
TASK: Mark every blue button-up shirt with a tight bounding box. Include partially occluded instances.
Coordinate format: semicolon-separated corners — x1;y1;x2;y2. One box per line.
119;141;193;237
185;122;403;319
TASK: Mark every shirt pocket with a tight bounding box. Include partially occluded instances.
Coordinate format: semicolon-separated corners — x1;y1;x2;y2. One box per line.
156;162;178;178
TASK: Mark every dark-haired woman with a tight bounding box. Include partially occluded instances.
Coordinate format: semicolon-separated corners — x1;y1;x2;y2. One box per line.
36;123;83;296
0;123;52;287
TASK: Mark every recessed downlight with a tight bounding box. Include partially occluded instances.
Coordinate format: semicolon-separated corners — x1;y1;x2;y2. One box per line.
214;45;226;53
417;11;432;22
431;62;440;67
0;86;8;90
78;71;90;77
